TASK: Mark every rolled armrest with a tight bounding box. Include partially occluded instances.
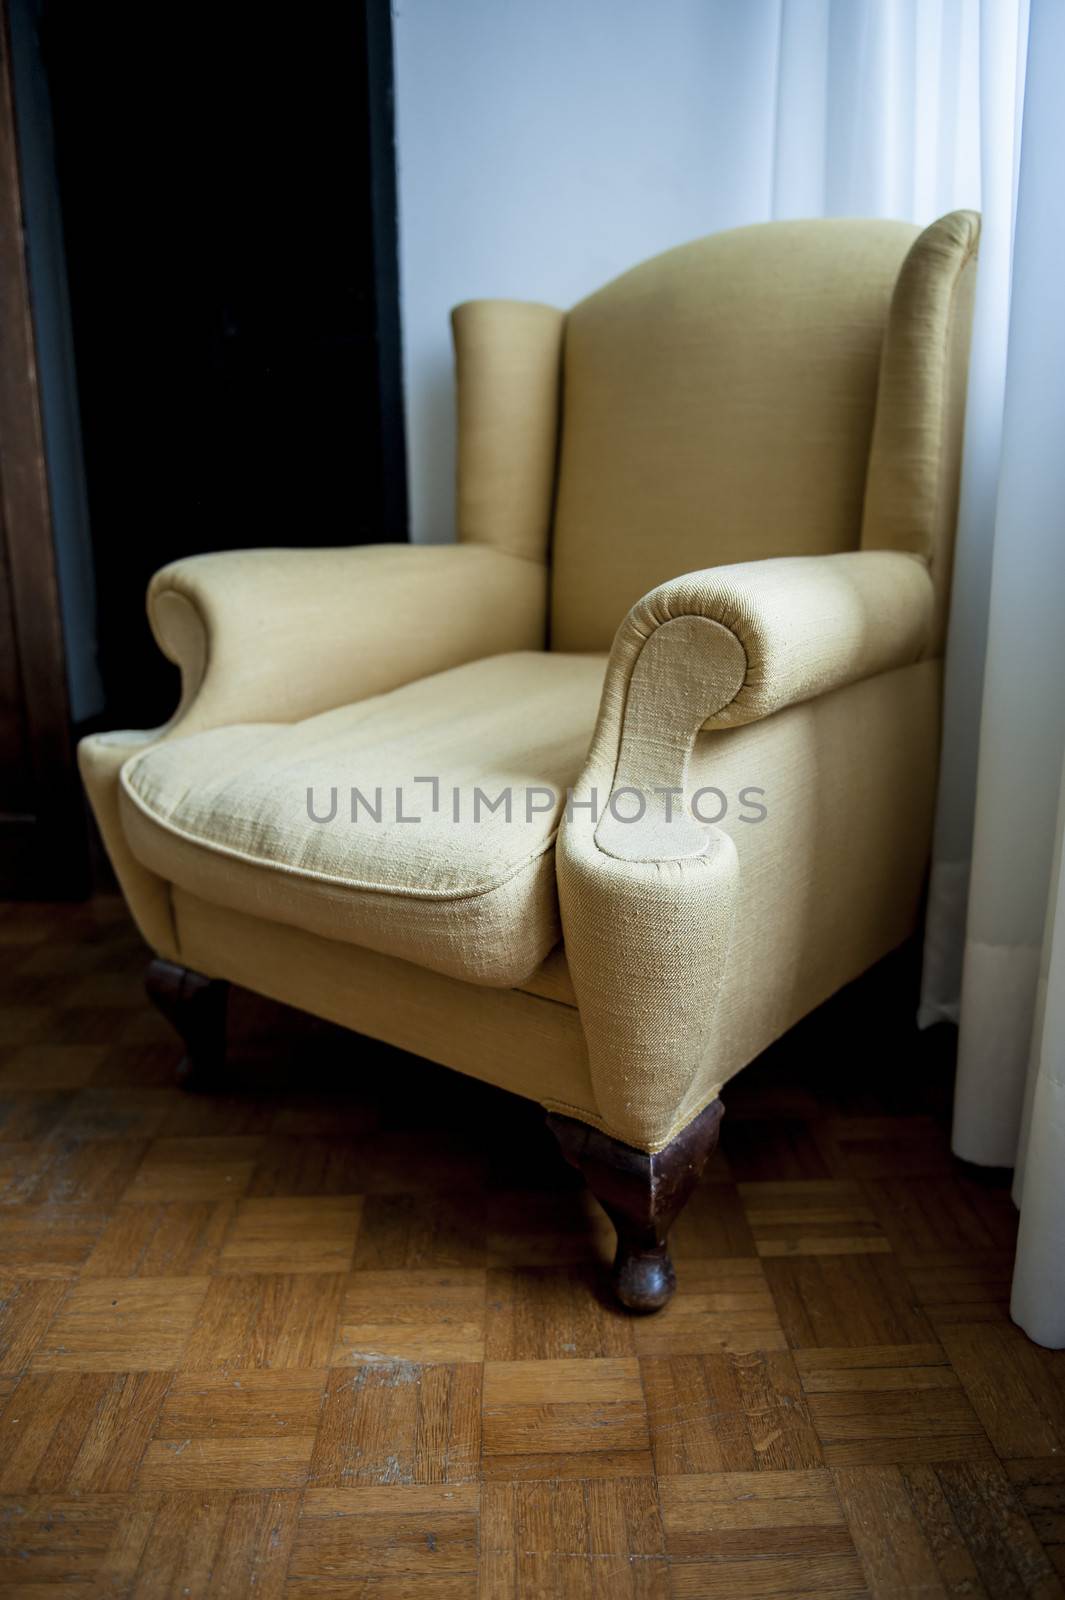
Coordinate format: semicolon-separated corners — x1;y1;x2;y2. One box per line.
557;549;932;1145
148;541;547;734
583;549;932;860
78;540;545;959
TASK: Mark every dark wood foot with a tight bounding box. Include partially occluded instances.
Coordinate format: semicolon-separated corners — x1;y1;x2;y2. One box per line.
145;958;229;1090
547;1098;724;1313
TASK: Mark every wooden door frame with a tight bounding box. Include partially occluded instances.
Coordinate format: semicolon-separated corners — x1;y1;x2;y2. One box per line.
0;0;86;898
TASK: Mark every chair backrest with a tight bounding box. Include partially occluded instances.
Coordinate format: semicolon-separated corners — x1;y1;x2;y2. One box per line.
451;211;978;654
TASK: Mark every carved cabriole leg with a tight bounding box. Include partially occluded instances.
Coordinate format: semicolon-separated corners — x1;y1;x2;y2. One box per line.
547;1097;724;1313
145;958;229;1089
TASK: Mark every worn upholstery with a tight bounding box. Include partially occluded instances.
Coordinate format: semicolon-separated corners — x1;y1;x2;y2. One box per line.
80;211;978;1152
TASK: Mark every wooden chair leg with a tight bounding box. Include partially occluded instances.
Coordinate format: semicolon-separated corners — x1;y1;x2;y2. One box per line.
145;958;229;1090
547;1097;724;1312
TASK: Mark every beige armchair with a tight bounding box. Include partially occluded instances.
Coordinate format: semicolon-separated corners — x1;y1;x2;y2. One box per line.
80;211;978;1311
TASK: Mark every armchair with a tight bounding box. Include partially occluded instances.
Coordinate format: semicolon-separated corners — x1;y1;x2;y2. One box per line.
80;211;978;1310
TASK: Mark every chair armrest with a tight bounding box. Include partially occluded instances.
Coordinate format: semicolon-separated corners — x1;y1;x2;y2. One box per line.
556;549;933;1147
583;549;932;861
148;541;547;734
78;541;545;960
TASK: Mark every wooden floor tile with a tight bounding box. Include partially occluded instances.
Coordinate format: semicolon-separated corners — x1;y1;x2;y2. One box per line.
98;1488;301;1597
0;1276;68;1373
137;1433;316;1490
31;1276;209;1370
29;1136;151;1207
82;1199;236;1277
49;1085;176;1142
42;1004;127;1048
122;1136;264;1202
902;1250;1016;1326
940;1323;1065;1458
485;1265;636;1360
484;1188;616;1267
630;1258;787;1357
765;1253;936;1348
0;1139;46;1207
310;1360;480;1486
355;1191;488;1269
332;1270;486;1364
807;1380;993;1467
217;1195;362;1274
156;1366;326;1439
670;1550;866;1597
208;1488;303;1599
795;1342;952;1391
480;1478;667;1598
0;1043;106;1089
1006;1460;1065;1581
658;1468;849;1557
0;900;1059;1595
180;1273;346;1371
0;1492;124;1588
837;1460;1063;1599
290;1484;478;1582
642;1350;821;1475
865;1174;1018;1255
0;1369;169;1490
670;1177;759;1259
739;1179;890;1257
481;1356;649;1468
0;1202;106;1277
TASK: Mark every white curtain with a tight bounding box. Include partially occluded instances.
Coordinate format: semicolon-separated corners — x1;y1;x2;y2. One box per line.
948;0;1065;1347
768;0;1065;1346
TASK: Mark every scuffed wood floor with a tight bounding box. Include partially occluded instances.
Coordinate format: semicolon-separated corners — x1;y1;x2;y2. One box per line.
0;897;1061;1597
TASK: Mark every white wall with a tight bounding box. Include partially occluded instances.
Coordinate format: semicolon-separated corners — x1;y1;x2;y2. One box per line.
392;0;783;543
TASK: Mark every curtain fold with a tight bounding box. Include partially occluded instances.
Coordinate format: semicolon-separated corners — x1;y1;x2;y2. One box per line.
768;0;1065;1345
918;0;1028;1028
946;0;1065;1345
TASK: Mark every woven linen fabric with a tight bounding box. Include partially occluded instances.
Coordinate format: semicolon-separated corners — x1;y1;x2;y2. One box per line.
550;218;921;651
79;212;979;1156
559;659;941;1149
861;209;979;649
118;652;607;988
557;548;936;1146
452;299;565;562
148;541;549;730
172;888;599;1124
78;541;549;960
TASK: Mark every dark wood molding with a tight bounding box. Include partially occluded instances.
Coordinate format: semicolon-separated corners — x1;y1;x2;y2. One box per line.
0;0;86;897
363;0;407;544
547;1098;725;1312
145;958;229;1090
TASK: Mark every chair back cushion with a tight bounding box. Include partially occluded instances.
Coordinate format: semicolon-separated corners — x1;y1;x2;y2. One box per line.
549;218;919;651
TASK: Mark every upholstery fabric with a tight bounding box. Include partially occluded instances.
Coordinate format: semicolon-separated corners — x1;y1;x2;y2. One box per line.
550;218;920;651
452;299;565;563
581;549;932;863
172;889;598;1123
79;541;547;958
861;209;979;649
148;542;548;730
79;212;978;1153
167;661;940;1152
559;660;942;1147
119;652;607;987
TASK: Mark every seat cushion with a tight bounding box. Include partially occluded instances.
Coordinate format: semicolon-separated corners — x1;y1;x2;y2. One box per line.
119;651;607;986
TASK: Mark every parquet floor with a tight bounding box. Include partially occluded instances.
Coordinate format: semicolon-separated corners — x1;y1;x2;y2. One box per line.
0;898;1062;1598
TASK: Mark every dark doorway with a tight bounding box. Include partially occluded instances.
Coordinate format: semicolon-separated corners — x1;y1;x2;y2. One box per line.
40;0;406;730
